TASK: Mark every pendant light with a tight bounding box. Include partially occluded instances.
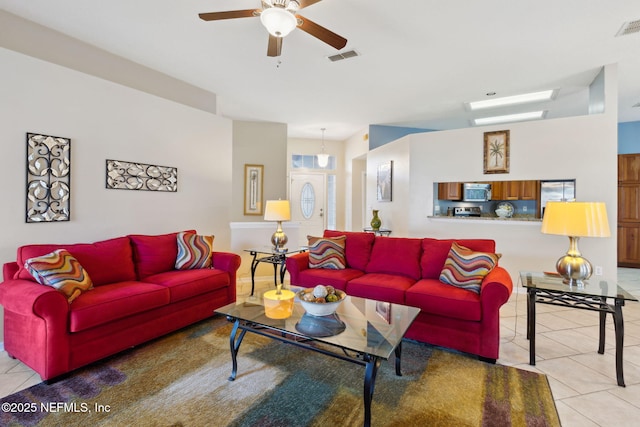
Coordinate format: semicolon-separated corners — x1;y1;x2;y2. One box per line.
317;128;329;168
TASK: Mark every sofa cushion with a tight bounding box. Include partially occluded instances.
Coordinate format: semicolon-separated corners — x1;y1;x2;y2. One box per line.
439;243;500;294
308;235;346;270
24;249;93;303
129;230;195;279
346;273;416;304
421;239;496;279
365;237;423;280
294;268;364;292
323;230;374;271
175;232;214;270
69;281;170;332
406;279;482;321
15;236;137;286
142;268;229;303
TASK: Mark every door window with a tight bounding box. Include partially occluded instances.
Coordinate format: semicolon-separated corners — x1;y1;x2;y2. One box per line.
300;182;315;219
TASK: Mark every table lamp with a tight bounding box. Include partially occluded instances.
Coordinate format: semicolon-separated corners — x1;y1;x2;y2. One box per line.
264;199;291;253
541;201;610;286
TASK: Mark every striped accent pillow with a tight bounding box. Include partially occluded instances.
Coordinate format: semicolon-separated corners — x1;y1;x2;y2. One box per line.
25;249;93;303
439;242;500;294
175;232;214;270
308;235;347;270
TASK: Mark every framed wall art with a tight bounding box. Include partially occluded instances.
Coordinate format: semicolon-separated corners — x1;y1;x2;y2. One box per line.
377;160;393;202
244;164;264;215
483;130;510;174
106;159;177;192
26;132;71;223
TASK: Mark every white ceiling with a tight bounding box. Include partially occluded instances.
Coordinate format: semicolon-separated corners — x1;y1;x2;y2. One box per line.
2;0;639;140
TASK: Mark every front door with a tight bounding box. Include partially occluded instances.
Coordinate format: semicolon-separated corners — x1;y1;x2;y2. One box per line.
290;173;326;247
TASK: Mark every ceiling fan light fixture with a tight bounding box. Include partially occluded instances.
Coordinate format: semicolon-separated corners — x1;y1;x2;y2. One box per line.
260;7;297;37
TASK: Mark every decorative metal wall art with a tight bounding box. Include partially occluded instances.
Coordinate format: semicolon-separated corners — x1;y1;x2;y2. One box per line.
106;159;178;192
26;133;71;223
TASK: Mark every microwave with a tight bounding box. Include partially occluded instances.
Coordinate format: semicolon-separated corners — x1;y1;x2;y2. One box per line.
463;183;491;202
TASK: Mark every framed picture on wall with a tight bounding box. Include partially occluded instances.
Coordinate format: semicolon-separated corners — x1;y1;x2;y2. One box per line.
377;160;393;202
244;164;264;215
483;130;510;174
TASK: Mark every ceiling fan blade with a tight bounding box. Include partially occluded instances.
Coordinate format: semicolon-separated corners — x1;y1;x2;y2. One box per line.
297;0;323;9
296;15;347;50
267;35;283;57
198;10;258;21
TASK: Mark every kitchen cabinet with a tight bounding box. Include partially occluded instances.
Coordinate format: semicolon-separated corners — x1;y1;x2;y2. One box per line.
618;154;640;268
502;181;540;200
619;154;640;182
493;180;539;201
489;181;504;200
618;225;640;267
438;182;462;200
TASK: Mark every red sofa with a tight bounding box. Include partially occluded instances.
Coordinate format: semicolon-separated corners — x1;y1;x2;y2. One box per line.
0;231;241;381
286;231;513;361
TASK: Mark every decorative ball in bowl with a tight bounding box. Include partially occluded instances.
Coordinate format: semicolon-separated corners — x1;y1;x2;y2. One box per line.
297;285;347;317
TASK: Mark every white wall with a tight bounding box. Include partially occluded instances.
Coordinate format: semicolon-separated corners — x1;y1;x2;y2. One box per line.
363;65;618;284
0;48;233;343
405;113;618;281
343;130;370;230
232;121;288;223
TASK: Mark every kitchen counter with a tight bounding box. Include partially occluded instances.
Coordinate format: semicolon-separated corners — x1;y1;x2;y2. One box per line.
428;215;541;222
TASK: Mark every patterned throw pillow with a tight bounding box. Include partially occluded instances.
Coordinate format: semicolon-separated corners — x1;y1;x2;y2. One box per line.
308;235;347;270
25;249;93;303
439;242;501;294
175;232;214;270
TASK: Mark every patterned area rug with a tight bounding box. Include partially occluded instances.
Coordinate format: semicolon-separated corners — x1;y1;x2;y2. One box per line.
1;316;560;426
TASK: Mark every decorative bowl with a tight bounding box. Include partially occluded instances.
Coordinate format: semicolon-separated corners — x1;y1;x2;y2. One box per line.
297;288;347;317
495;202;514;218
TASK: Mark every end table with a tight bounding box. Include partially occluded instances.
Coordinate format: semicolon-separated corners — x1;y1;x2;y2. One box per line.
520;271;638;387
244;247;307;296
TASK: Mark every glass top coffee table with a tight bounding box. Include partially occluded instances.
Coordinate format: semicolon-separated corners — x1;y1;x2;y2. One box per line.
216;289;420;427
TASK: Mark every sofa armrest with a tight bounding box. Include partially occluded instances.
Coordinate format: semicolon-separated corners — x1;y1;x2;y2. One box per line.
285;252;310;285
478;266;513;359
2;262;19;282
0;278;69;318
212;251;241;274
480;266;513;307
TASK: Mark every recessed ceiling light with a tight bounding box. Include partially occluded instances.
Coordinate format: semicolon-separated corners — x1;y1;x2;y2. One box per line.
473;111;546;126
468;90;556;110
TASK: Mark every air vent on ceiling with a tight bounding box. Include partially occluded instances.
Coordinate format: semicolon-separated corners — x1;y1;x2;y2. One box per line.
616;19;640;36
328;50;359;62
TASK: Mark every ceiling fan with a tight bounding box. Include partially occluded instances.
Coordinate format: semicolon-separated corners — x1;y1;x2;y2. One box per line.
199;0;347;57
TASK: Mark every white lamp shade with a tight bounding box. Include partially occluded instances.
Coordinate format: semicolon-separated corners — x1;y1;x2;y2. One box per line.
541;201;610;237
260;7;297;37
264;200;291;221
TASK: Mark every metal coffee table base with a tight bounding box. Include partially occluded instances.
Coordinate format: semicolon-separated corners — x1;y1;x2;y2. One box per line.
226;316;402;427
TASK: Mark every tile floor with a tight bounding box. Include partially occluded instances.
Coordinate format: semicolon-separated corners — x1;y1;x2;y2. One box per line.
1;268;639;426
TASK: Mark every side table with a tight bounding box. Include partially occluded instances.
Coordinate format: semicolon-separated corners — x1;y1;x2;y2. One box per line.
244;248;306;296
363;228;392;236
520;271;638;387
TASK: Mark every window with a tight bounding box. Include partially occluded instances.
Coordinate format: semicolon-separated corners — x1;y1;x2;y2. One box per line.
327;175;336;230
291;154;336;170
